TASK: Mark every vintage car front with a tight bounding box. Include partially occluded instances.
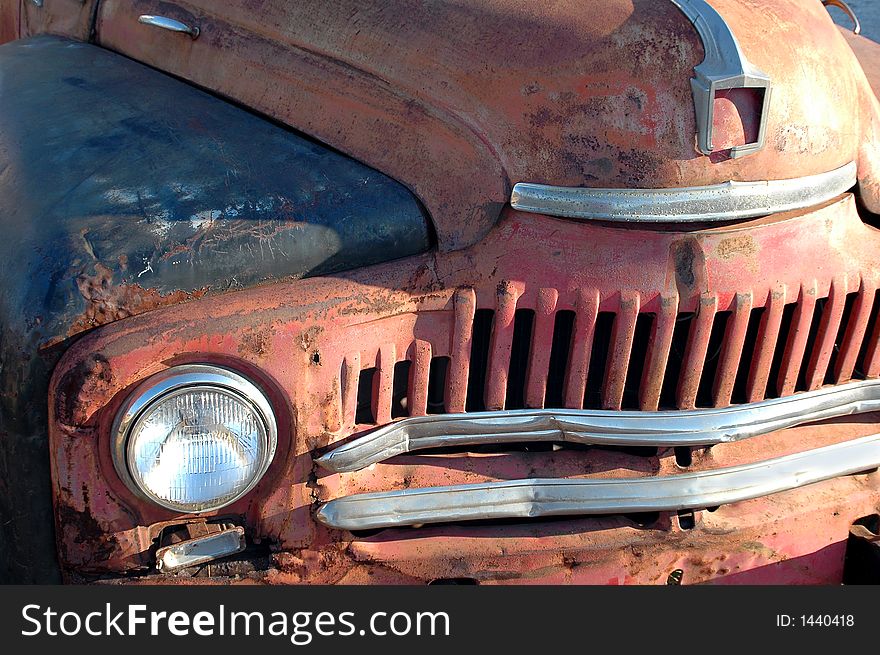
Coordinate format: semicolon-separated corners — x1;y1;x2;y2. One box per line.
2;0;880;584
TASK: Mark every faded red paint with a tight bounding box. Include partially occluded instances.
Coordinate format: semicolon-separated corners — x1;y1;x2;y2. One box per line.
48;194;880;583
15;0;880;584
88;0;880;249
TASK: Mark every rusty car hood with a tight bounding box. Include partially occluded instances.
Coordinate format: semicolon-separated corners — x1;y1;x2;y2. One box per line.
91;0;880;250
0;35;431;351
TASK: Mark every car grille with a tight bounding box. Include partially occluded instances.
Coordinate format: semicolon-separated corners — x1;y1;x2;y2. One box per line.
347;277;880;426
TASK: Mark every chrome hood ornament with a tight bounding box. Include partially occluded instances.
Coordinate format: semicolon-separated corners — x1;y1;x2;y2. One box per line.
670;0;772;158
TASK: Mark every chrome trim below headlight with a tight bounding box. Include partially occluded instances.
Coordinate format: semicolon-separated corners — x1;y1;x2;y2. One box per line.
316;377;880;473
510;161;856;223
316;434;880;530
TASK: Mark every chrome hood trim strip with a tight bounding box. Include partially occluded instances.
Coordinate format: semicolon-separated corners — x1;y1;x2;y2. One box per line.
509;161;856;223
669;0;771;158
316;377;880;473
316;435;880;530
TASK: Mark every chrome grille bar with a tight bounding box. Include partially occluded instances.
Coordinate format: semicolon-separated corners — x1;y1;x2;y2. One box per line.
509;161;856;222
316;434;880;531
316;378;880;473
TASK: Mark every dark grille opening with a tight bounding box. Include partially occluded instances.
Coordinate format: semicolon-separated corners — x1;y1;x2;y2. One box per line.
466;309;495;412
545;310;576;408
427;356;450;414
417;441;558;455
622;313;654;409
414;442;656;457
855;289;880;379
731;306;765;404
659;312;694;409
350;511;663;536
677;509;696;530
796;297;827;392
674;446;693;468
506;309;535;410
624;512;661;527
583;312;616;409
766;302;797;399
391;360;411;419
825;291;858;385
355;367;377;424
696;310;731;407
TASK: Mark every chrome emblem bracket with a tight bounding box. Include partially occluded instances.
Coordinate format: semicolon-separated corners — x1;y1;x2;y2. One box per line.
670;0;772;159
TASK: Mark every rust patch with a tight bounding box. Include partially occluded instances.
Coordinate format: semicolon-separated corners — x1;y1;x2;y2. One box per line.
716;235;757;259
69;262;208;337
56;502;119;567
298;324;323;352
55;353;113;427
238;327;274;359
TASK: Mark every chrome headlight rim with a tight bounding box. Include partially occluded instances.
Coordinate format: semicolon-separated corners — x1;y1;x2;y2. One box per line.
111;364;278;514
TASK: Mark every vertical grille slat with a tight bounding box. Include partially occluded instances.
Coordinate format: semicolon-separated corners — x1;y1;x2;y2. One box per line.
341;352;361;428
777;281;818;397
639;296;678;411
485;281;520;410
805;276;848;391
525;288;559;408
677;293;718;410
713;292;753;407
584;312;616;409
446;287;476;413
564;288;599;409
746;286;787;403
640;295;678;410
374;344;396;425
602;291;640;410
835;278;877;382
409;340;432;416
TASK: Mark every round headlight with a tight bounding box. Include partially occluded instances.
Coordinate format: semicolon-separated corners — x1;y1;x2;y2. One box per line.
112;365;277;513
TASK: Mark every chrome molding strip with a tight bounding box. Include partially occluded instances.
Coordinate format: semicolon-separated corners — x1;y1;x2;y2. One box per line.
138;15;200;39
316;435;880;530
509;161;856;223
669;0;771;158
823;0;861;36
317;376;880;473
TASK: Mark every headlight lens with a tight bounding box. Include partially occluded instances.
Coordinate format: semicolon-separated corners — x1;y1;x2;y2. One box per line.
113;365;277;513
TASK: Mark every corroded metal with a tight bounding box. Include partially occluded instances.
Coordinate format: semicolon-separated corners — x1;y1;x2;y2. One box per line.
46;194;880;583
6;0;880;586
90;0;880;248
